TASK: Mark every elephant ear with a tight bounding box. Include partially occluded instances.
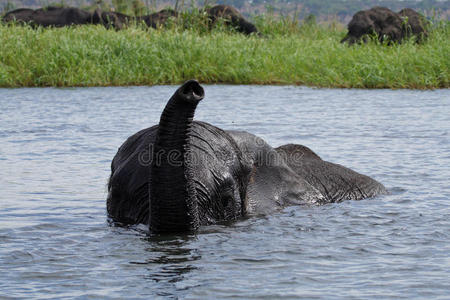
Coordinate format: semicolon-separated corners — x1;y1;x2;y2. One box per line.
227;131;325;214
277;144;387;202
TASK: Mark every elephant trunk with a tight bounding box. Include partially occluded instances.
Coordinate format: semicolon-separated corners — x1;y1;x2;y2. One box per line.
149;80;204;233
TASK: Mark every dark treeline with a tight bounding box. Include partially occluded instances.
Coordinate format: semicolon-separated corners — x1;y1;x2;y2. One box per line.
1;0;449;21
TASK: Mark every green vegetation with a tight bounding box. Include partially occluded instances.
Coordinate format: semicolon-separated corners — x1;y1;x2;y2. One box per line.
0;17;448;89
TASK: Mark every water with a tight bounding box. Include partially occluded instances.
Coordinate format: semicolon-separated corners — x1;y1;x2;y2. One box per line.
0;85;449;299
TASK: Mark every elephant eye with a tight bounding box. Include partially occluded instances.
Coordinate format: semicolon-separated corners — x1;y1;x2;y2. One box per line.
220;187;234;208
221;195;233;207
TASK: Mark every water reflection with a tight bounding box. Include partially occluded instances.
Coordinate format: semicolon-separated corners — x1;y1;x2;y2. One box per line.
137;235;200;285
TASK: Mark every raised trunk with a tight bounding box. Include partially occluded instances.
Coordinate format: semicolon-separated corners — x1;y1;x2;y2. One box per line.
149;80;204;233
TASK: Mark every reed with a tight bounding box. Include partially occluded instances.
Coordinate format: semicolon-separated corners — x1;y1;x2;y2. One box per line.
0;16;448;88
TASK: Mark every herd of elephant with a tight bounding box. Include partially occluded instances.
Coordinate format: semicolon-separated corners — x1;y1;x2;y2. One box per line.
1;5;258;35
2;5;428;43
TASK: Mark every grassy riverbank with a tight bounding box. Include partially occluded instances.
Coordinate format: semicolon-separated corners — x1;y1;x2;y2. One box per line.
0;18;448;89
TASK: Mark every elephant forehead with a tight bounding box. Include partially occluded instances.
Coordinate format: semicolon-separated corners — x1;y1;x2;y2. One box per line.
189;122;242;165
187;122;250;195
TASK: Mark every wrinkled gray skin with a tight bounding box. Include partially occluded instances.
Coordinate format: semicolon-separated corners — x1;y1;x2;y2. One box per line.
107;80;387;233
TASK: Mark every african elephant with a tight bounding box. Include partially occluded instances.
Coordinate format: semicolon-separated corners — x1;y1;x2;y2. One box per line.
27;6;95;27
100;9;177;29
205;5;259;35
91;10;124;30
135;8;178;28
398;8;429;42
107;80;387;233
2;6;123;29
341;6;404;44
1;8;34;24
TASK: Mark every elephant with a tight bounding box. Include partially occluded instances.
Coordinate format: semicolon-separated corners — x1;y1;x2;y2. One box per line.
96;9;177;29
2;6;123;29
398;8;429;42
135;8;178;29
1;8;34;24
205;5;259;35
27;6;95;27
91;10;124;30
107;80;387;233
105;11;133;25
341;6;404;45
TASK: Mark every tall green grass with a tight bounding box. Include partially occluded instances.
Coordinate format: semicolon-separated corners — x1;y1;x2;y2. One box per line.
0;16;448;88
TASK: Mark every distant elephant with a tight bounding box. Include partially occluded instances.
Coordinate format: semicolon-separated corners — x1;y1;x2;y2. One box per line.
2;6;123;29
92;10;124;30
1;8;34;24
341;6;404;44
205;5;259;35
29;6;94;27
135;8;178;28
107;80;387;233
398;8;429;42
107;11;133;25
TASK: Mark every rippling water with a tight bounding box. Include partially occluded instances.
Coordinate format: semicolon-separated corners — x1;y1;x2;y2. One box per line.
0;86;449;299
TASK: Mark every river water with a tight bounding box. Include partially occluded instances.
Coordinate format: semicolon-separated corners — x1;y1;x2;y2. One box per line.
0;85;449;299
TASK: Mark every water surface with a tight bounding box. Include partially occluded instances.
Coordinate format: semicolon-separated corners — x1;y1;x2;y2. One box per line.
0;86;449;299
